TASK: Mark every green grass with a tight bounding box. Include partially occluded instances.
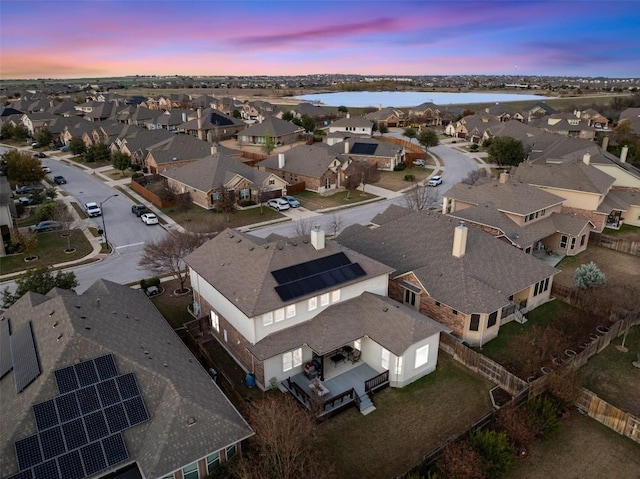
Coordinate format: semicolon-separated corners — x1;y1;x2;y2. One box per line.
295;189;378;211
376;168;433;191
0;229;93;275
317;353;494;479
161;202;284;231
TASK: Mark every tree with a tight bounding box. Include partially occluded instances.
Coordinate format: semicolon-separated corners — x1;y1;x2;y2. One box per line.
300;114;316;133
461;168;487;185
282;111;295;122
404;184;439;211
436;440;486;479
84;142;110;163
52;202;79;252
328;213;343;237
487;136;526;166
378;122;389;136
3;149;45;184
574;261;606;289
13;124;29;140
112;151;132;176
467;429;515;479
337;105;349;115
403;127;417;143
214;186;237;222
138;230;206;294
417;129;440;152
262;131;276;155
344;160;379;195
293;218;312;237
371;121;378;135
2;266;78;308
35;127;52;148
69;137;86;156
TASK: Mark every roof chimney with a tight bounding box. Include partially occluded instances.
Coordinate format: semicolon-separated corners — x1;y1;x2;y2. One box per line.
344;140;350;154
602;136;609;152
197;107;204;140
582;152;591;165
346;113;350;119
620;145;629;163
210;145;217;156
181;112;187;122
278;153;285;169
452;221;468;258
499;171;510;184
310;225;325;250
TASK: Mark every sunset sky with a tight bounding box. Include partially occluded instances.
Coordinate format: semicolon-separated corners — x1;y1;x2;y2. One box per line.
1;0;639;80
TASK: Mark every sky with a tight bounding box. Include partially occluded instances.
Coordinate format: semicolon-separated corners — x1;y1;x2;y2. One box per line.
1;0;639;80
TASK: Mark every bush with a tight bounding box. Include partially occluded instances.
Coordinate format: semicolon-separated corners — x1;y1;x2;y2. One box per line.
525;395;560;438
140;276;161;290
436;440;485;479
238;199;256;207
131;172;144;180
394;163;407;171
495;404;538;447
34;201;56;222
467;429;515;479
470;143;479;151
130;163;141;172
404;174;415;182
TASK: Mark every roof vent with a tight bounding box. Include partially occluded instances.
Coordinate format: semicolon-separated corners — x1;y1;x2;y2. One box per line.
187;416;197;426
52;321;58;328
172;157;177;161
56;334;63;341
382;307;389;312
49;311;55;317
249;246;254;251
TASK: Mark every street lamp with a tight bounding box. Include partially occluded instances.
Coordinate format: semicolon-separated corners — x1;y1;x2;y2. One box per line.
100;194;118;250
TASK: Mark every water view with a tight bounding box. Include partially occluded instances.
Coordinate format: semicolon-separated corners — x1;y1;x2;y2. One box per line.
294;91;553;108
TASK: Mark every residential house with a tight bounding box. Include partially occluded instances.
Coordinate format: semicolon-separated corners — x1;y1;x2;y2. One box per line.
161;154;287;209
576;108;609;129
342;138;405;171
447;114;502;142
19;112;58;137
81;102;118;122
364;107;405;128
46;117;94;148
127;107;163;129
237;116;303;148
408;102;446;126
442;172;593;257
258;142;346;193
145;134;215;174
328;116;374;136
337;205;559;346
618;107;640;134
523;102;557;123
110;127;175;167
0;176;17;257
0;279;253;479
285;102;332;122
180;108;246;142
186;229;448;413
530;112;596;140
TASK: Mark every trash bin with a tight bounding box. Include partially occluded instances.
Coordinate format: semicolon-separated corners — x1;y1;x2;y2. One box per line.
245;373;256;389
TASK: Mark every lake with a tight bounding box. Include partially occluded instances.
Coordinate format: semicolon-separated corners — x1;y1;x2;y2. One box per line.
294;91;553;108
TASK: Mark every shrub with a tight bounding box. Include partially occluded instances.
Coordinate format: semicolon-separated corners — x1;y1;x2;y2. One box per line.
436;440;485;479
394;163;407;171
130;163;141;171
547;367;582;407
238;199;256;207
495;404;537;447
467;429;515;479
404;174;415;182
34;201;56;222
132;172;144;180
525;395;560;438
140;276;161;290
470;143;479;151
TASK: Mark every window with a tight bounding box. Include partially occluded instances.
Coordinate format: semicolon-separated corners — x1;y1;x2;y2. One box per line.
580;234;586;246
161;474;175;479
452;309;458;315
560;235;568;248
210;311;219;332
435;301;440;307
308;297;317;311
354;339;361;351
182;463;198;479
268;179;275;185
533;277;550;296
488;311;498;328
286;304;296;318
470;314;480;331
320;293;330;306
262;312;273;326
239;188;250;200
381;348;390;370
275;308;285;322
211;192;220;202
226;444;237;459
415;344;429;368
404;289;416;307
396;356;403;376
331;289;341;303
206;452;220;474
223;329;227;342
541;208;546;216
282;348;302;372
571;237;576;249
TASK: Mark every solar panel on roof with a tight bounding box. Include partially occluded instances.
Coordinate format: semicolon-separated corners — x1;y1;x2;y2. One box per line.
61;418;88;450
97;379;121;407
15;435;42;470
0;318;12;378
54;366;79;394
80;442;107;476
7;470;33;479
124;396;149;426
55;393;81;422
83;410;110;442
350;142;377;155
274;262;366;302
116;373;140;400
10;321;41;393
39;427;66;460
94;354;118;381
57;450;85;479
271;252;351;284
104;403;129;433
33;400;59;431
74;360;99;387
102;434;129;467
32;460;59;479
76;385;101;415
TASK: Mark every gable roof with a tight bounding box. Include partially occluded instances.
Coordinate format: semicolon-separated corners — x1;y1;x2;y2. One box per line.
239;116;303;137
248;292;449;360
0;280;252;479
329;117;374;129
185;230;393;318
337;205;558;314
147;134;214;164
512;160;616;195
258;142;341;177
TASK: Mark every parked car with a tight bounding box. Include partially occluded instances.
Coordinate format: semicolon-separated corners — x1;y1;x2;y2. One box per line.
53;176;67;185
131;204;150;216
267;198;291;211
15;184;44;195
29;221;62;232
283;195;301;208
141;213;159;225
84;202;102;217
427;175;443;186
414;159;426;167
41;165;51;173
35;152;47;158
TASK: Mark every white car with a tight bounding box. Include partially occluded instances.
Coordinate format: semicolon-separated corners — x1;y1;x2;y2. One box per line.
84;202;102;217
427;175;443;186
267;198;290;211
41;165;51;173
141;213;159;225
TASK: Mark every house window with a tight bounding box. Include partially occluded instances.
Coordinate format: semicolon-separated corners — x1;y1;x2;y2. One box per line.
580;234;586;246
560;235;568;248
262;312;273;327
223;329;227;342
354;339;361;351
452;309;458;315
182;462;198;479
275;308;285;322
381;348;390;370
571;237;576;249
239;188;250;200
268;179;275;185
211;192;220;202
161;474;175;479
435;301;440;307
320;293;330;306
210;311;219;332
206;452;220;474
415;344;429;368
470;314;481;331
488;311;498;328
308;297;317;311
282;348;303;372
541;209;546;216
286;304;296;318
331;290;341;303
404;289;416;307
396;356;403;376
226;444;237;459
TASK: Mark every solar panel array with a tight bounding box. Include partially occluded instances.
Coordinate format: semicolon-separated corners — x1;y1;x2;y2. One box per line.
271;252;367;301
10;321;41;393
0;318;12;378
350;142;378;155
9;354;149;479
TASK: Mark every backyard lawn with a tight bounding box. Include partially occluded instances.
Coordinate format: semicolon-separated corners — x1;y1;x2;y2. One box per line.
316;353;494;479
505;413;640;479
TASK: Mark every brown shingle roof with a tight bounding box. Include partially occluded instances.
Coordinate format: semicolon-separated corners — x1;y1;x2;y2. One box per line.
512;160;615;195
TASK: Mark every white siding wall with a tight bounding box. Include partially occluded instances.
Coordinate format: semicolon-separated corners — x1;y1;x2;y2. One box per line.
393;334;440;388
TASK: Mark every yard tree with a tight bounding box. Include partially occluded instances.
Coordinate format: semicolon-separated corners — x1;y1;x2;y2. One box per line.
293;218;312;237
377;122;389;136
282;111;295;122
403;184;438;211
84;142;110;163
300;114;316;133
112;151;132;176
69;137;86;156
1;123;15;139
3;149;45;184
467;429;515;478
403;127;417;143
337;105;348;115
138;230;206;294
344;160;379;195
214;185;236;222
574;261;607;289
35;127;52;148
328;212;344;237
53;202;79;252
417;128;440;152
2;266;78;308
461;168;488;185
262;131;276;155
487;136;526;166
371;120;378;135
10;124;29;141
436;440;485;479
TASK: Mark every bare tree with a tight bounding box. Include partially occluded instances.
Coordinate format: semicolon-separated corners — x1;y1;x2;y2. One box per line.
294;218;312;237
461;168;488;185
138;230;207;293
328;212;343;237
53;202;79;252
344;161;379;195
403;184;439;211
214;185;236;222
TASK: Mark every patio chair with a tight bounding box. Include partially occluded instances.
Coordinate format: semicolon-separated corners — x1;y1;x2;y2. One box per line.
350;349;361;364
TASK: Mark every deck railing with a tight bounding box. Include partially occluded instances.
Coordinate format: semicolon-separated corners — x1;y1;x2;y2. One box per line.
365;370;390;397
286;377;311;408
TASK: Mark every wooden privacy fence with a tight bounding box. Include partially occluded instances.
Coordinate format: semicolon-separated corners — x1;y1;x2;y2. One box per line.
575;389;640;443
439;333;528;396
590;232;640;256
377;136;424;153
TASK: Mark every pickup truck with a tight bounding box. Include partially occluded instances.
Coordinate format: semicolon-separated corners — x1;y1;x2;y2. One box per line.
84;202;102;217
